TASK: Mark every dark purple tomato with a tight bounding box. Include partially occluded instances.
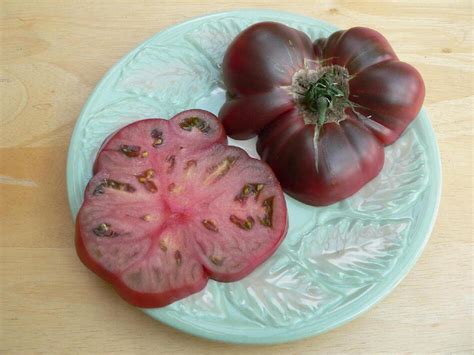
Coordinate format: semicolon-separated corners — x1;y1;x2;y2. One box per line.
219;23;425;206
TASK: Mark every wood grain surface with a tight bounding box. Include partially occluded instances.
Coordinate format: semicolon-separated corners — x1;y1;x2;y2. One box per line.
1;1;473;353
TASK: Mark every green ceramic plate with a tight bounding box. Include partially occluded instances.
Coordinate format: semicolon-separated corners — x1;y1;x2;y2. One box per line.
67;9;442;344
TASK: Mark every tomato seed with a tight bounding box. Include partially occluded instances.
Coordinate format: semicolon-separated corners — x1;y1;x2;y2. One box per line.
159;239;168;252
260;217;272;227
119;144;141;157
244;216;255;230
202;219;218;232
152;267;162;282
229;215;254;230
183;160;197;178
151;129;163;147
166;155;176;173
185;160;197;170
174;250;182;266
167;183;183;193
210;256;223;266
145;169;155;179
92;223;118;237
141;214;158;222
143;180;158;193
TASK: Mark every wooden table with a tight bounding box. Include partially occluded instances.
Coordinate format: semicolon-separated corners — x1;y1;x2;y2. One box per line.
1;1;472;353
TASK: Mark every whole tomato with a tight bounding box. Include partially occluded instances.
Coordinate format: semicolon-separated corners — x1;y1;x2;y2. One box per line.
219;22;425;206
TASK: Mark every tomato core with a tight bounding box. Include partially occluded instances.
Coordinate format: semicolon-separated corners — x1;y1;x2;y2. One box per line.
291;65;351;128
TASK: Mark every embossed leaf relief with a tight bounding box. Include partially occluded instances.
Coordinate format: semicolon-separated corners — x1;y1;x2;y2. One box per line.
184;17;253;72
164;281;228;320
114;45;215;108
82;97;169;161
183;17;332;88
291;218;411;289
345;129;429;216
222;251;340;327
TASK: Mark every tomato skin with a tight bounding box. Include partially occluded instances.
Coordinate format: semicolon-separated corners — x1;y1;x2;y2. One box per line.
348;60;425;144
219;88;294;139
223;22;316;96
220;23;424;205
257;111;384;206
221;22;316;139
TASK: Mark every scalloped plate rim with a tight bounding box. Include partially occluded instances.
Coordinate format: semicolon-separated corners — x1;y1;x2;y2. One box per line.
66;9;442;344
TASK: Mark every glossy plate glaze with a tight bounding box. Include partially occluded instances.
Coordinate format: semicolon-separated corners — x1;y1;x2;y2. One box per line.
67;10;442;344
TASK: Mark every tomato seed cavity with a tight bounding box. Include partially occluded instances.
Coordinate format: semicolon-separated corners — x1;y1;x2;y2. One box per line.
235;183;265;202
93;179;136;195
179;116;211;133
205;156;238;184
259;196;274;228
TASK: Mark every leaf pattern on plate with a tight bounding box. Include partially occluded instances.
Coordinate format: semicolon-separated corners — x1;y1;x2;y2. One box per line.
184;17;253;73
344;129;429;216
223;251;340;327
114;45;215;109
292;217;412;288
163;281;228;321
82;96;169;161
